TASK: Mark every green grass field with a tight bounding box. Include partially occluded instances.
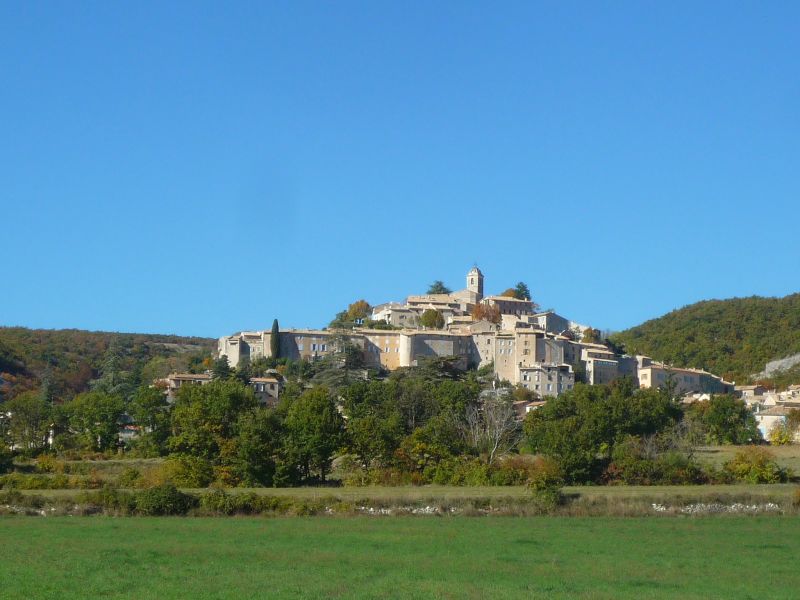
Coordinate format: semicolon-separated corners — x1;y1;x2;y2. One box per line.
1;516;799;599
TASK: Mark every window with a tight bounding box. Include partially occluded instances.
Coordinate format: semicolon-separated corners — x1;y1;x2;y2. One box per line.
311;343;317;351
321;344;327;351
547;384;552;392
298;344;304;351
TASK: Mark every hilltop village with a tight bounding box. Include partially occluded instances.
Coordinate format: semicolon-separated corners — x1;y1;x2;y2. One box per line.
215;267;735;402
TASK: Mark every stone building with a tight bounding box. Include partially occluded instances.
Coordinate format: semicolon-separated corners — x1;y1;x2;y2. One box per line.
637;358;733;395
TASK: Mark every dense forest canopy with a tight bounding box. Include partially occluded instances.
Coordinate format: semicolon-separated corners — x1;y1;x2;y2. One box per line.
0;327;216;402
611;294;800;383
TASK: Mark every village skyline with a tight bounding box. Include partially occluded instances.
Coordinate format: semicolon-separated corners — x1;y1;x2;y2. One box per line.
2;3;799;337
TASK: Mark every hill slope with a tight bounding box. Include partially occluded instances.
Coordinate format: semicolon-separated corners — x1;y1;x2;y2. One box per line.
0;327;216;402
611;294;800;382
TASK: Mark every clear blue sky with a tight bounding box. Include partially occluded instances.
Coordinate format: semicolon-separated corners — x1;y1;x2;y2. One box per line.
2;2;798;338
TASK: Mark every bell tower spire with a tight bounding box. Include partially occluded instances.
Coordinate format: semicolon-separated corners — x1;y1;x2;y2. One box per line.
466;265;484;300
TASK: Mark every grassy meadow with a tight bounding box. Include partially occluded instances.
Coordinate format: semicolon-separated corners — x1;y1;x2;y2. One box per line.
2;516;799;599
695;444;800;473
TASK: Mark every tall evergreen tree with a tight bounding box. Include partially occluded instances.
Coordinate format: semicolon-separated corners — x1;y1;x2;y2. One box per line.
212;356;232;380
270;319;280;359
427;280;452;295
514;282;531;300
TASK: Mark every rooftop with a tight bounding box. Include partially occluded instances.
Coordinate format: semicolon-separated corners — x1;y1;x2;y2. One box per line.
168;373;212;381
484;295;532;303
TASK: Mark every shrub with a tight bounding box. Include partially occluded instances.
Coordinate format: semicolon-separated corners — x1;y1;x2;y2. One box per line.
165;456;214;488
211;465;240;488
136;456;213;488
0;490;45;509
72;469;105;489
0;473;72;490
526;457;564;510
200;489;238;515
199;490;271;515
723;446;789;483
134;484;196;516
769;423;794;446
77;487;136;515
35;455;66;474
430;457;489;486
364;468;415;487
653;451;707;485
489;455;540;486
338;456;372;487
605;436;708;485
117;467;142;488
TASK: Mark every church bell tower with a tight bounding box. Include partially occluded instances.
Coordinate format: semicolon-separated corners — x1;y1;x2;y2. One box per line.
467;265;484;300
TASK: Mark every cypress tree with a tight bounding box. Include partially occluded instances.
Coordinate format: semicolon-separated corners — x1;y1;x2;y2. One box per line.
270;319;280;359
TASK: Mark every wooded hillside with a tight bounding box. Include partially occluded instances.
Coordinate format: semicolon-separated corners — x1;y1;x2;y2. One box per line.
611;294;800;382
0;327;215;402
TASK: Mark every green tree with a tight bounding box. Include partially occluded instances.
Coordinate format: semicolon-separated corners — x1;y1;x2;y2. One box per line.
232;408;282;486
235;356;252;385
90;340;134;399
347;412;404;469
523;383;682;483
129;385;171;455
212;356;232;380
169;379;257;460
514;282;531;301
63;391;125;451
341;380;405;468
427;280;452;295
687;395;761;444
3;391;51;454
420;309;445;329
310;334;366;391
270;319;280;359
284;387;345;482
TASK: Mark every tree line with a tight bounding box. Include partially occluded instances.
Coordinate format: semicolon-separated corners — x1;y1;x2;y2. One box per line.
2;349;780;487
